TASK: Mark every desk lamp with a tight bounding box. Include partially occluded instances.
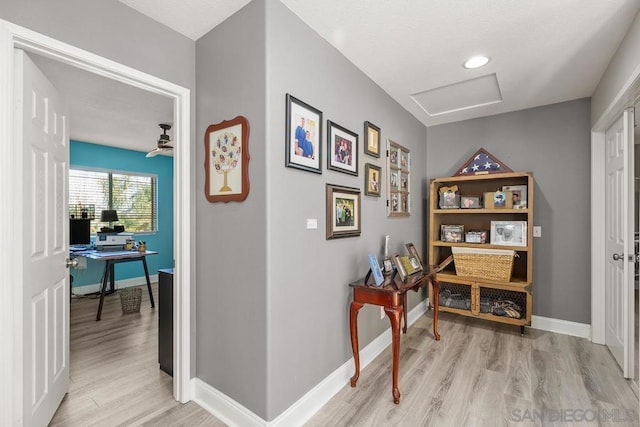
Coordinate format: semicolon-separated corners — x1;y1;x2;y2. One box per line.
100;209;119;232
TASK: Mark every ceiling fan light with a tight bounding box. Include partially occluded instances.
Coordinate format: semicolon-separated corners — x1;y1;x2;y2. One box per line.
464;55;490;69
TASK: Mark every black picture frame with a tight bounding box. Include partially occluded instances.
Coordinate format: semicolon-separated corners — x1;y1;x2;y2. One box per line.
364;121;381;158
364;163;381;197
285;94;322;174
327;121;358;176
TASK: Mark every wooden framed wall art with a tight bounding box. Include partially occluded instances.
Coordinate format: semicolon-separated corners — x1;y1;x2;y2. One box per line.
387;139;410;217
326;184;361;239
204;116;250;203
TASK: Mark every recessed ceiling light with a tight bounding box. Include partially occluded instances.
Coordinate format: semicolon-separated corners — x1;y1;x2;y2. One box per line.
464;55;490;69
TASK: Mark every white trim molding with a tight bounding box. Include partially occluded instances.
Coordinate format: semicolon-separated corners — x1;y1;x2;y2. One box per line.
531;315;591;339
192;300;430;426
0;19;192;425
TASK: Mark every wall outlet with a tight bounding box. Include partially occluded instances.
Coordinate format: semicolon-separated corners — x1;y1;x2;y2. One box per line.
380;306;385;319
533;226;542;237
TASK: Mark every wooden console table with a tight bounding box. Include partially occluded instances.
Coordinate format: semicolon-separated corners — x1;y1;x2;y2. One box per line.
348;270;440;404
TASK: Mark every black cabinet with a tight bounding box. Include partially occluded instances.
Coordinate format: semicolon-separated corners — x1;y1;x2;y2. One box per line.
158;268;173;376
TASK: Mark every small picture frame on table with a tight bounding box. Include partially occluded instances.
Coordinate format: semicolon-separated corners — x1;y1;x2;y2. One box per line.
405;243;424;270
393;254;407;282
364;121;381;158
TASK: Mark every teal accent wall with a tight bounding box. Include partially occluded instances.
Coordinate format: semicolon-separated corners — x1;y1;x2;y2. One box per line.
70;140;174;289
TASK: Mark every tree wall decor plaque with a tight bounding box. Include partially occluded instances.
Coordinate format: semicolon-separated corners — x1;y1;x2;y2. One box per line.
204;116;250;203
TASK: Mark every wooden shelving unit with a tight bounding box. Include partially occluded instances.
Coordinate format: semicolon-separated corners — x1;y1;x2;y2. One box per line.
428;172;534;333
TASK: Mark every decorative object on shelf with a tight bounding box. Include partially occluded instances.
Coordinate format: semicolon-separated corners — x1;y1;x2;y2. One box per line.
405;242;424;270
364;163;381;197
465;230;488;244
204;115;250;203
367;254;385;286
327;121;358;176
452;247;515;282
454;147;513;176
69;204;95;220
387;139;410;217
137;241;147;252
484;191;513;209
490;220;527;246
502;185;527;209
326;184;361;239
460;196;481;209
364;121;381;158
285;94;322;174
438;185;460;208
441;224;464;242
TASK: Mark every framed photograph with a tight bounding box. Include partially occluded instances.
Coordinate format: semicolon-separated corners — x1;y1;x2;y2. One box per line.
441;225;464;242
502;185;528;209
285;94;322;174
204;115;250;203
367;254;384;286
364;163;381;197
387;139;411;217
490;221;527;246
460;196;481;209
465;230;488;244
327;121;358;176
393;254;407;282
326;184;361;239
405;243;424;270
439;185;460;209
364;121;380;158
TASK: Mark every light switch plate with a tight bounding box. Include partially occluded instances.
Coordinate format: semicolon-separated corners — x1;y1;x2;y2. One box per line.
533;226;541;237
306;218;318;229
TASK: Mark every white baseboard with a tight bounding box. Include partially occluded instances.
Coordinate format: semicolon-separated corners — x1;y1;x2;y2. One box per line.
192;300;430;426
71;274;158;295
192;302;594;426
531;315;591;339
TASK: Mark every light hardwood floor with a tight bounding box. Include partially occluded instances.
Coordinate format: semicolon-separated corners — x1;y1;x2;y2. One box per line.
52;287;639;426
306;312;640;427
50;283;224;427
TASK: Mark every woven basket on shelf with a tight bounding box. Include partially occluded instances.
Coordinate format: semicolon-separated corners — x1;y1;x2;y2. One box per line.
452;247;515;282
119;287;142;315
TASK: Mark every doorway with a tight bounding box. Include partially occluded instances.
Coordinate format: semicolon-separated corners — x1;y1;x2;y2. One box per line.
0;21;192;425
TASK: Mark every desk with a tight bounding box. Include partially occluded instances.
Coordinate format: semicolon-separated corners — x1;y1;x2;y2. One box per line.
74;250;158;320
348;270;440;404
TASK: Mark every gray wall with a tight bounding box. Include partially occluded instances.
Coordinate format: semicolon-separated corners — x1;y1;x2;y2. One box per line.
592;10;640;125
195;0;268;417
427;98;592;323
264;1;426;420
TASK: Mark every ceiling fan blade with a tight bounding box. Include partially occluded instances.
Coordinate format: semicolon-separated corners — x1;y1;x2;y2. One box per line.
146;148;161;158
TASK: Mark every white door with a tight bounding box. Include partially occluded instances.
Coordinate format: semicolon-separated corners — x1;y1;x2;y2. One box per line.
15;49;70;426
605;108;635;378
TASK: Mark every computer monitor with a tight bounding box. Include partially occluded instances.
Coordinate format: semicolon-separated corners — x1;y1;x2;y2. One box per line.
70;219;91;245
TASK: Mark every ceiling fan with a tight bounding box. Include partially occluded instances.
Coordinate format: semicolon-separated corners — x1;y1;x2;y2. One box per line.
146;123;173;157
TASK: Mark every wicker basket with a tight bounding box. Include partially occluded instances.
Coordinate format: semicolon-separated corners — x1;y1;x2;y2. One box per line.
119;287;142;314
452;247;515;282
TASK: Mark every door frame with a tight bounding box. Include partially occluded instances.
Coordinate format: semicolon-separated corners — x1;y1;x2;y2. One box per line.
0;20;193;425
591;67;640;346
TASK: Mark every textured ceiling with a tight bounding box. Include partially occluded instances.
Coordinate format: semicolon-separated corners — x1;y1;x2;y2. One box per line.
32;1;640;153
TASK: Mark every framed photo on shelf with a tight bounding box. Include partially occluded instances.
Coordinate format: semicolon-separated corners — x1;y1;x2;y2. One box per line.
364;121;380;158
439;185;459;209
405;242;424;270
364;163;381;197
326;184;361;239
460;196;481;209
327;121;358;176
490;220;527;246
441;225;464;242
502;185;527;209
204;115;250;203
285;94;322;174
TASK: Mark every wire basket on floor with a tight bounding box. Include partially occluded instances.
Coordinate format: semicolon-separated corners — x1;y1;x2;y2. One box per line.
119;287;142;314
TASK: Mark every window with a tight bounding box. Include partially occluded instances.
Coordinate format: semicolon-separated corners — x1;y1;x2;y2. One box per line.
69;168;157;233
